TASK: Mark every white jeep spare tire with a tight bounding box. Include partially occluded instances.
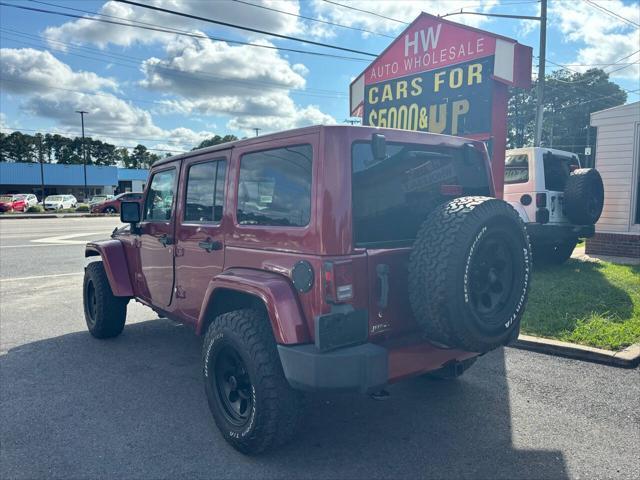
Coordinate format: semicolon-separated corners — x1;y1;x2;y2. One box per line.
563;168;604;225
409;196;532;353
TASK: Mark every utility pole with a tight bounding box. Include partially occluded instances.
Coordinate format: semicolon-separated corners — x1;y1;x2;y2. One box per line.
76;110;88;201
534;0;547;147
38;135;45;204
441;4;547;146
253;128;261;137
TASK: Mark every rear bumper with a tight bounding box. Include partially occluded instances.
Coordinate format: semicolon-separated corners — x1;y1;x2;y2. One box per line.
277;340;477;394
526;223;595;244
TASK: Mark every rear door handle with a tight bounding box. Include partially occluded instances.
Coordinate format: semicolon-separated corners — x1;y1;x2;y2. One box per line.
198;237;222;252
157;234;173;247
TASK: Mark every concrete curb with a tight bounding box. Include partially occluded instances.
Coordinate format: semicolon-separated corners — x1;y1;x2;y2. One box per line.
512;334;640;368
0;213;117;219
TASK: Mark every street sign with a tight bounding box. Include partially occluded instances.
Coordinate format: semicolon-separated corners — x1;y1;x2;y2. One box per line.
350;13;532;197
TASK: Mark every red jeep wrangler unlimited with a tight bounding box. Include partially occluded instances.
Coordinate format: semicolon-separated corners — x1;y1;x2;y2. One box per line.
83;126;531;454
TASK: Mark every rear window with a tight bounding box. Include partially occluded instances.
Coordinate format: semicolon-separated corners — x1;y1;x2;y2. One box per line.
505;154;529;184
543;153;579;191
352;141;490;247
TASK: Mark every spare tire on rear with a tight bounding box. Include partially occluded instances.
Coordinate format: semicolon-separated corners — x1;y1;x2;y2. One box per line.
409;196;532;353
564;168;604;225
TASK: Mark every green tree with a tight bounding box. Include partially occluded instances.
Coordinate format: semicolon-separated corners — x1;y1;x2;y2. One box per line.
193;134;238;150
507;68;626;161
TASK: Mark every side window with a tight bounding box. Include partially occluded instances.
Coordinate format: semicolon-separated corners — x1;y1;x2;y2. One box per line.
184;160;227;223
505;154;529;184
144;168;176;221
237;145;312;227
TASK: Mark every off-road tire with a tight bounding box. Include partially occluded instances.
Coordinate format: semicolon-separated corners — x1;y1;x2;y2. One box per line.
532;240;577;266
202;309;305;455
564;168;604;225
409;196;532;353
83;261;128;338
427;357;478;380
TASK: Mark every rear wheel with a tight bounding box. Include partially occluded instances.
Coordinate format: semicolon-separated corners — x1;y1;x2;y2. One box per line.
409;197;532;353
83;262;128;338
532;240;577;265
203;309;305;454
103;206;117;214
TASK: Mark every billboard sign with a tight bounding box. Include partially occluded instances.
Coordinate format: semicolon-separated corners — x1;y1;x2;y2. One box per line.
350;13;532;197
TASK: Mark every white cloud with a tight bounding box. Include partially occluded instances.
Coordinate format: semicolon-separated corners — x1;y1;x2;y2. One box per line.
0;48;118;94
44;0;301;48
309;0;500;36
550;1;640;80
140;34;336;134
24;91;213;151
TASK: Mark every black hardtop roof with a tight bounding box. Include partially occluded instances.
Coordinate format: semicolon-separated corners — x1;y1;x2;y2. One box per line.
153;124;479;167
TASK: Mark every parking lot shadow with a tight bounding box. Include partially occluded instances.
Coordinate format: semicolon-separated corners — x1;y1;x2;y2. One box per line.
1;318;568;479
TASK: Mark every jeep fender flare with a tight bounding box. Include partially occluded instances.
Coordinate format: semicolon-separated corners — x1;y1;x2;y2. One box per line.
506;200;531;223
85;240;134;297
196;268;311;345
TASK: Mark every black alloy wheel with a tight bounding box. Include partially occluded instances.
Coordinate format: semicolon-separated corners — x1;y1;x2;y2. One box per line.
213;346;254;426
85;279;98;328
467;231;515;328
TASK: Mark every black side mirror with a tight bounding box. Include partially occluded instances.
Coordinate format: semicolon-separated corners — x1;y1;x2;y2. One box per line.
371;133;387;161
120;201;141;224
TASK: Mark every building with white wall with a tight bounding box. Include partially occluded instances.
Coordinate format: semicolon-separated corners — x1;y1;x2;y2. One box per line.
587;102;640;258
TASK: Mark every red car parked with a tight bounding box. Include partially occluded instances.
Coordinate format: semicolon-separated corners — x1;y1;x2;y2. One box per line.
0;194;37;213
91;192;143;213
84;125;531;454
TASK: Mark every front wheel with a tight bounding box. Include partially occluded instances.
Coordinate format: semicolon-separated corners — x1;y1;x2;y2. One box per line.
83;262;128;338
203;309;305;454
103;206;117;214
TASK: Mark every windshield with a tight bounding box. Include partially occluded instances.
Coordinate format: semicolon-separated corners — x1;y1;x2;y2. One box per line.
46;196;63;202
351;141;490;247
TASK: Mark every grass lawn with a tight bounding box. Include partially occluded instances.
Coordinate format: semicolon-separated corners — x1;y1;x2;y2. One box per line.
521;258;640;351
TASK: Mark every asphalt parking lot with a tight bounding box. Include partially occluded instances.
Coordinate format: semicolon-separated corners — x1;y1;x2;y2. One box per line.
0;217;638;479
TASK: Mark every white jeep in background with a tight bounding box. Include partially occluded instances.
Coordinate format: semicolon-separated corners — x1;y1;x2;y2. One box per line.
504;147;604;265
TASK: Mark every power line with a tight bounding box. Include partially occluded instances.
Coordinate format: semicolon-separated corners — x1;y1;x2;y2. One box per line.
544;58;639;96
113;0;377;57
231;0;395;38
0;2;371;62
582;0;640;29
0;31;350;99
320;0;541;25
321;0;409;25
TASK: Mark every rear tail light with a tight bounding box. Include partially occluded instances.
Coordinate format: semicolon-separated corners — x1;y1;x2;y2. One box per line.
536;193;547;208
323;260;353;303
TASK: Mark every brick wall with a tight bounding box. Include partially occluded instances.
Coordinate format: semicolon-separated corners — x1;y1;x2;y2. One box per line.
586;233;640;258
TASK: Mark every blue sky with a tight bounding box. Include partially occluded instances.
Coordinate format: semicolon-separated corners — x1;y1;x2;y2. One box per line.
1;0;638;154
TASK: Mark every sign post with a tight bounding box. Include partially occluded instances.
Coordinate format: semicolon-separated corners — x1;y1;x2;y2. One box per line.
350;13;532;198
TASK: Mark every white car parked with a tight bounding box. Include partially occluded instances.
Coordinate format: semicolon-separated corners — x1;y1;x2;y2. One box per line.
44;195;78;210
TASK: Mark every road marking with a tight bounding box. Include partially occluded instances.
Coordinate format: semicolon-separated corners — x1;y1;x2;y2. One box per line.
32;232;104;245
0;272;83;282
0;243;82;249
